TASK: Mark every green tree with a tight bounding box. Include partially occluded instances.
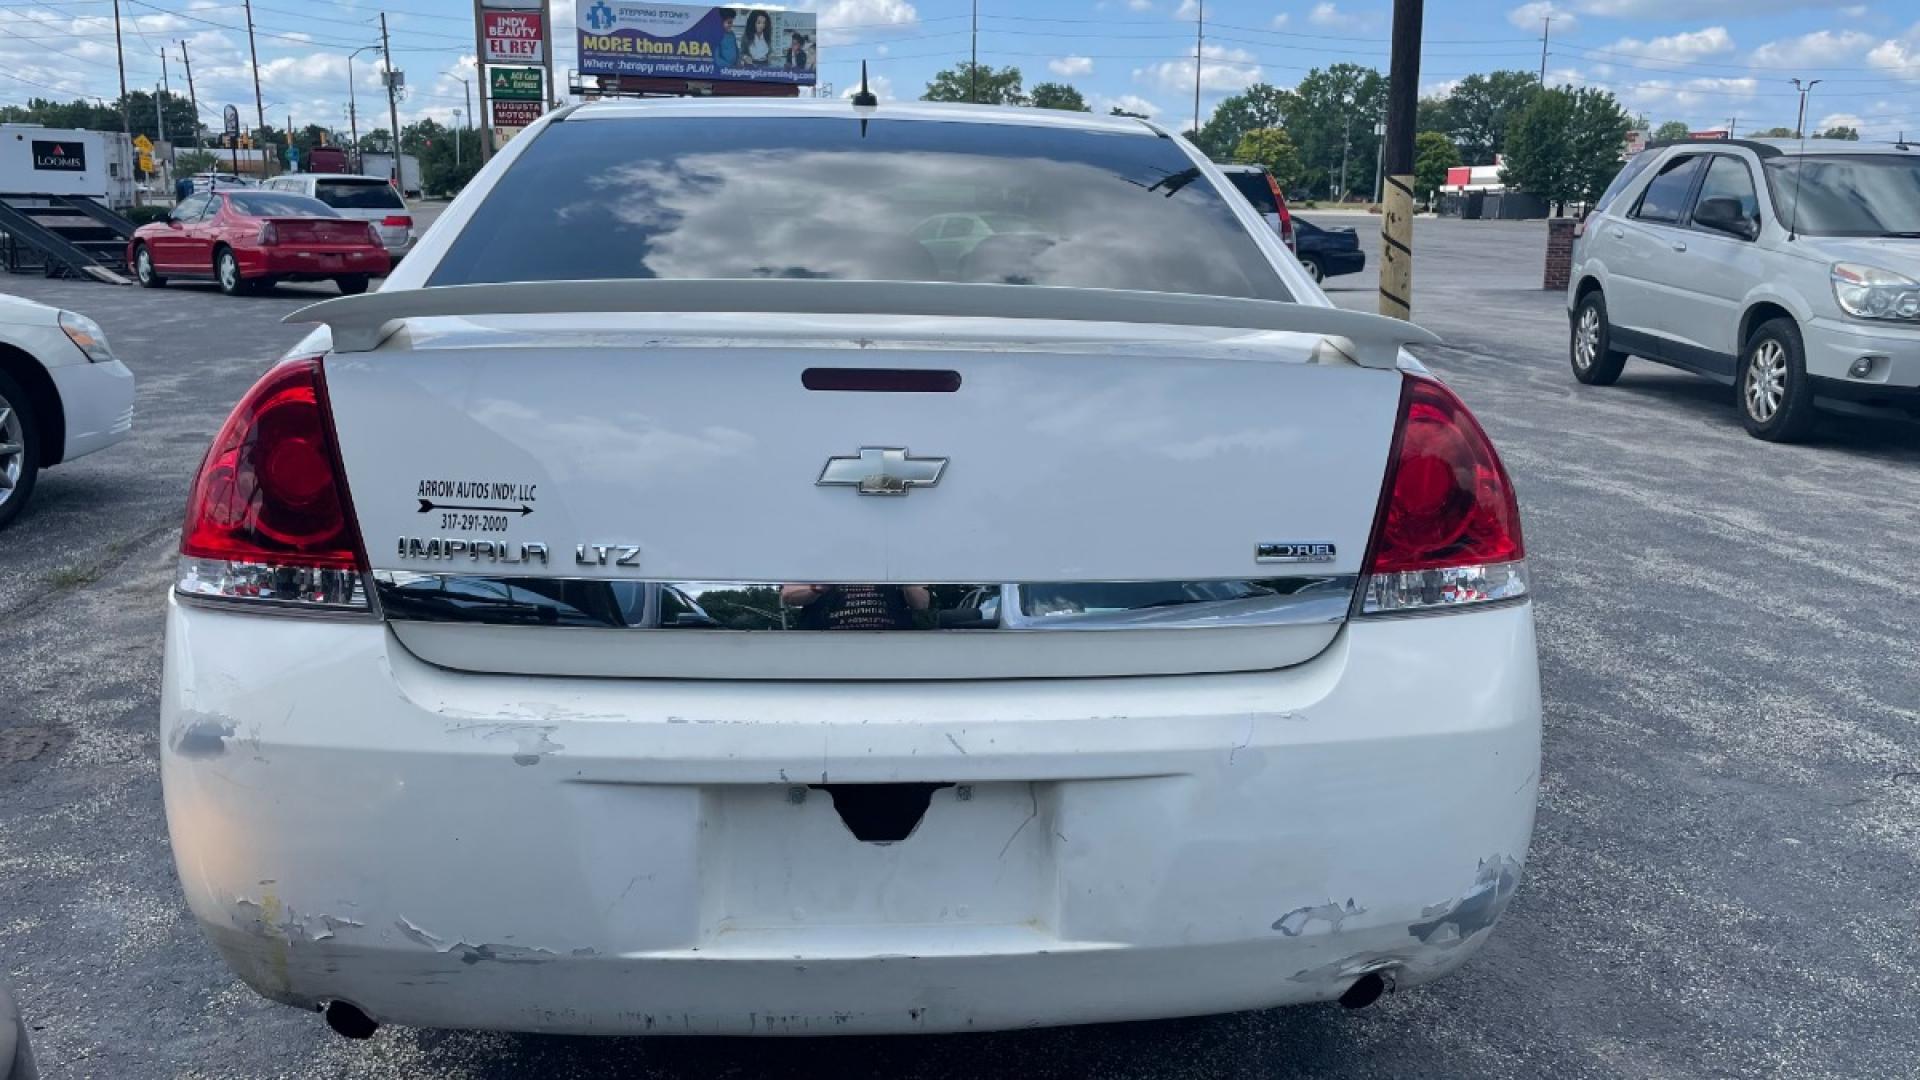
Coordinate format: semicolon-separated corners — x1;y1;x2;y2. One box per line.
1652;120;1691;142
1190;83;1293;160
1818;125;1860;141
1232;128;1303;191
1501;86;1632;209
175;149;221;176
1751;126;1796;138
1289;64;1387;199
1444;70;1540;165
1029;82;1090;111
921;63;1026;105
1413;131;1461;201
1416;94;1451;137
1109;106;1151;120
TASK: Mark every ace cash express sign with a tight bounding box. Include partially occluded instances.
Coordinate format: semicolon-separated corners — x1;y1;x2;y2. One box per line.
483;9;546;62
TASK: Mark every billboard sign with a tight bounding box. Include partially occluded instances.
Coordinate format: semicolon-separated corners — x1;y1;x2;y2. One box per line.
490;66;545;101
492;99;545;128
483;9;546;62
577;2;816;85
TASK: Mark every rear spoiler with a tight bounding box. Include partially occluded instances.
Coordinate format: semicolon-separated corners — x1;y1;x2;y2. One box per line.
285;279;1439;366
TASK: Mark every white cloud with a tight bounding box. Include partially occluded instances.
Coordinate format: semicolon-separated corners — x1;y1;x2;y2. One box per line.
1094;93;1162;117
803;0;918;46
1507;2;1577;31
1270;13;1290;28
1422;77;1462;98
1813;111;1864;133
1135;43;1261;95
1867;25;1920;81
1127;0;1153;10
1839;4;1867;15
1749;29;1874;69
1601;26;1735;66
1174;0;1199;20
1049;55;1094;76
1575;0;1830;14
1307;3;1381;32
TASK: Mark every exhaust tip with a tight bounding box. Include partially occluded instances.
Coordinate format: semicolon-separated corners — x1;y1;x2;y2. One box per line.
1338;970;1392;1010
324;1000;379;1040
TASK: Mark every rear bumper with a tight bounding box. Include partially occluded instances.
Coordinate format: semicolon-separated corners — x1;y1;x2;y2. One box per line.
239;247;390;278
160;596;1541;1035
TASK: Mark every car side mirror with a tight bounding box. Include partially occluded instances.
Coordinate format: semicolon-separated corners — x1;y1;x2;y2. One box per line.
1695;197;1758;241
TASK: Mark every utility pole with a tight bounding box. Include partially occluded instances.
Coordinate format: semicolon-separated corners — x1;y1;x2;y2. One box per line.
455;75;472;169
1380;0;1423;321
112;0;132;200
159;49;171;148
179;41;199;149
1538;16;1551;85
243;0;268;177
348;45;380;172
1372;118;1386;204
382;14;403;188
1192;0;1204;135
472;0;493;163
970;0;978;103
1339;107;1351;198
1791;77;1821;139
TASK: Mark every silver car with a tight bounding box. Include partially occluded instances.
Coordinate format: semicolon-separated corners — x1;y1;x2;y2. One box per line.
263;173;416;261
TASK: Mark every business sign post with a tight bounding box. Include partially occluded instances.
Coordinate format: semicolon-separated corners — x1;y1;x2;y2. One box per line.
576;2;817;88
473;0;556;163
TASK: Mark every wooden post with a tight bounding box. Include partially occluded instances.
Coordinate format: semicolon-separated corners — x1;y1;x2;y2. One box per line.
1379;0;1423;321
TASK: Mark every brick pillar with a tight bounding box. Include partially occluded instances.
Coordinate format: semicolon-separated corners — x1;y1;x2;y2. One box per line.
1543;218;1576;291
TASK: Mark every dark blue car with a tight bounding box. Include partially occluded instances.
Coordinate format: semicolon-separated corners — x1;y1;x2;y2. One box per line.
1295;219;1366;284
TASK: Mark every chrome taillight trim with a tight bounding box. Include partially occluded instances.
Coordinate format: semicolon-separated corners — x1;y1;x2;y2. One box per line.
174;557;376;617
1356;559;1530;617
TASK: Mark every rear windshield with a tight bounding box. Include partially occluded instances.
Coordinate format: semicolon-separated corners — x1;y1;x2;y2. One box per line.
225;192;337;217
316;180;406;209
1764;154;1920;237
1225;170;1279;213
430;116;1289;300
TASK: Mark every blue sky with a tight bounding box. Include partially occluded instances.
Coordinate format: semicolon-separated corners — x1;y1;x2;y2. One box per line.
1;0;1916;142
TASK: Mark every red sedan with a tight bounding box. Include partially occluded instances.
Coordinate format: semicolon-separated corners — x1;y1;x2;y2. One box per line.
129;189;392;296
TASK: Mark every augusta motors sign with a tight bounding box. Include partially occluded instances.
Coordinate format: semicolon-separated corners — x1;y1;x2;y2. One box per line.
31;140;85;171
483;10;545;62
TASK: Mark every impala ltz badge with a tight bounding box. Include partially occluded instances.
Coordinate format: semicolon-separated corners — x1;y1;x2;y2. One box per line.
817;447;948;496
1257;541;1337;564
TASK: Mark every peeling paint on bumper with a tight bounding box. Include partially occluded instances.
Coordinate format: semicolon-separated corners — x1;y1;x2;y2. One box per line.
159;595;1541;1036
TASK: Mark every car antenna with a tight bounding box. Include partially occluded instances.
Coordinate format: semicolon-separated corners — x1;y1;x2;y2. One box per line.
851;61;877;136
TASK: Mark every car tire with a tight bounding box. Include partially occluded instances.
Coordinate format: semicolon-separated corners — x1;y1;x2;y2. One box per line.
0;369;42;532
1570;291;1628;386
1738;317;1816;442
1300;255;1325;283
334;275;370;296
132;243;166;288
215;247;247;296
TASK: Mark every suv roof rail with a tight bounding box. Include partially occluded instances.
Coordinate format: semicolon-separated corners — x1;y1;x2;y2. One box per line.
1641;138;1785;158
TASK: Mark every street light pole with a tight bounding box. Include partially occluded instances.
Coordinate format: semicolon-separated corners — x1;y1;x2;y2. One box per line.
348;45;381;173
179;41;199;150
1791;77;1822;139
1192;0;1203;135
112;0;133;202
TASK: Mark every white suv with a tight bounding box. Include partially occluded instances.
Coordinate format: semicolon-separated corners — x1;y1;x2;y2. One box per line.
1568;139;1920;441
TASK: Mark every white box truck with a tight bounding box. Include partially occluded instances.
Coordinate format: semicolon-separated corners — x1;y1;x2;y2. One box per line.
359;151;422;199
0;125;109;197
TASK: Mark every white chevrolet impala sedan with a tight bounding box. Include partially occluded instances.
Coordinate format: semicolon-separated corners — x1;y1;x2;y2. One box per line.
160;99;1540;1040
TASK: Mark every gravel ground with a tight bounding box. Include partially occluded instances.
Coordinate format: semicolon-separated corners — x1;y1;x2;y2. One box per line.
2;216;1918;1079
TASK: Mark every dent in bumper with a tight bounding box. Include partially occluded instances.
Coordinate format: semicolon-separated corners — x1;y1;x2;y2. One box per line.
46;359;133;461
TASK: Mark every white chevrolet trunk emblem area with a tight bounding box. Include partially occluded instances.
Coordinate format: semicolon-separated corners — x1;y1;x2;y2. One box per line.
817;447;948;496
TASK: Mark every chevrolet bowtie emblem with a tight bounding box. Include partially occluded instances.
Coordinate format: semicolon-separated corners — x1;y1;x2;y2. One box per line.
817;447;948;496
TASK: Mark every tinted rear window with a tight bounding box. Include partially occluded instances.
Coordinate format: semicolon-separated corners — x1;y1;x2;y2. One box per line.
316;180;406;209
224;192;338;217
1225;171;1278;213
430;117;1289;300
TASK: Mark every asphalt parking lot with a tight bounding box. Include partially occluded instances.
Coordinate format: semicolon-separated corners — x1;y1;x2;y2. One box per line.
2;215;1918;1079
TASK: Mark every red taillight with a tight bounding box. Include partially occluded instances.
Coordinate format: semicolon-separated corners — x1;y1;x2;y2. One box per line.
1267;174;1296;252
257;221;279;245
1360;375;1527;613
381;215;412;228
177;358;369;609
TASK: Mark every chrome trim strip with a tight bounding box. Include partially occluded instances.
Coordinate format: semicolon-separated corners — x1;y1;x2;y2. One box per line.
371;573;1358;632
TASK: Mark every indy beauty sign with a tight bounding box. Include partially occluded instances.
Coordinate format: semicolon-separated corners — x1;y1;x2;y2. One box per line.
576;1;817;85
